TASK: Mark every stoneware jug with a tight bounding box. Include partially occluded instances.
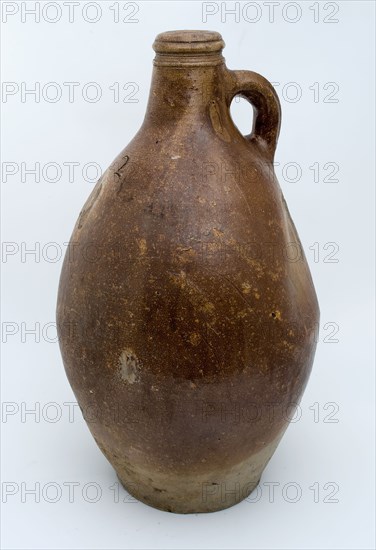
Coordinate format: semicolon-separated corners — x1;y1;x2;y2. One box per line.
57;30;319;513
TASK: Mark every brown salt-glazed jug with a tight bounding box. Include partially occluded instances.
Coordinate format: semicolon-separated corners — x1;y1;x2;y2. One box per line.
57;30;319;513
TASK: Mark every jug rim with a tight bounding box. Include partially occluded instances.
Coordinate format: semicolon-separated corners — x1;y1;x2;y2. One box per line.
153;30;225;55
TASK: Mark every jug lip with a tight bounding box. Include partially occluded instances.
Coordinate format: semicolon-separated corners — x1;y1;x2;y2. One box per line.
153;30;225;54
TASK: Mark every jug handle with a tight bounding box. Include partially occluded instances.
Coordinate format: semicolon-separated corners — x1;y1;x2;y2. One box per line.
225;70;281;161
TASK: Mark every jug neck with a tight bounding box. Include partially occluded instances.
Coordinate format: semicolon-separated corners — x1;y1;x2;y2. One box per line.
144;31;227;123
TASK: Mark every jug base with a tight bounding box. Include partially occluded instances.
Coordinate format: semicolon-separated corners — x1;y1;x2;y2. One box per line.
117;471;262;514
112;435;282;513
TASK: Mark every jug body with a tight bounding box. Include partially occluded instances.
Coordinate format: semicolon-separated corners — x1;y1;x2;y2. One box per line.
57;31;319;513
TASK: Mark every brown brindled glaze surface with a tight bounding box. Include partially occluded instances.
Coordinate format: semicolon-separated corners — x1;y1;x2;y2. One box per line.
57;30;319;513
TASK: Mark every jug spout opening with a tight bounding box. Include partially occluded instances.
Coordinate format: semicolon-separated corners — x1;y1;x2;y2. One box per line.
153;30;225;67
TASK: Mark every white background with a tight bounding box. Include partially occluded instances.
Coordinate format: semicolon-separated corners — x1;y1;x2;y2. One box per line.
1;1;375;549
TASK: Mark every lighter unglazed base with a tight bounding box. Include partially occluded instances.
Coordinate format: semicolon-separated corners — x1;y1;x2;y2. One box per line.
116;436;281;513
